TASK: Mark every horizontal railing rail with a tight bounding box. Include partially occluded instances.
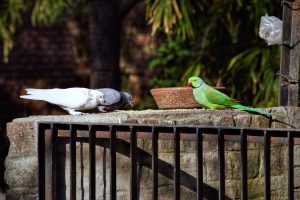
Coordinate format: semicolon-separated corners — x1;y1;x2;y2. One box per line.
37;122;300;200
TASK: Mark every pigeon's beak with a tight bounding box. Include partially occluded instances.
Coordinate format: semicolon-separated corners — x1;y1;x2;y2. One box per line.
129;100;133;108
124;102;133;110
187;81;192;87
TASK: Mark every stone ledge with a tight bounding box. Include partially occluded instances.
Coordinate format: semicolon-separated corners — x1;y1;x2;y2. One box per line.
11;106;299;129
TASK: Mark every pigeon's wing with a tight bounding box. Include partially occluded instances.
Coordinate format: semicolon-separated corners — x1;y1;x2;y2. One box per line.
97;88;121;105
21;88;89;108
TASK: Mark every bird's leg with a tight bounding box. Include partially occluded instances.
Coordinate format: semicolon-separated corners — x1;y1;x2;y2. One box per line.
68;110;84;115
98;106;108;113
62;107;84;115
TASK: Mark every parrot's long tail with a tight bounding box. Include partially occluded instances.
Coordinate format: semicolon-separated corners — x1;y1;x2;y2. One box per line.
232;104;273;117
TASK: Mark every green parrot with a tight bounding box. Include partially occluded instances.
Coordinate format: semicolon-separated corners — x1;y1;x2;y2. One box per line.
187;76;273;117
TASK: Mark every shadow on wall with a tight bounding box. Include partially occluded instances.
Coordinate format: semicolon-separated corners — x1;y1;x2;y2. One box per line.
0;88;14;192
0;133;9;193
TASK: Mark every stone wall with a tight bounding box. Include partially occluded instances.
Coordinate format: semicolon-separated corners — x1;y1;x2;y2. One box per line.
5;107;300;199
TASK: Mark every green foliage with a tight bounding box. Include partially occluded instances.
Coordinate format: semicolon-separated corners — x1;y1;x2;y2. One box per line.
227;46;280;107
148;38;198;87
0;0;72;62
0;0;24;62
148;0;282;107
31;0;71;26
146;0;201;40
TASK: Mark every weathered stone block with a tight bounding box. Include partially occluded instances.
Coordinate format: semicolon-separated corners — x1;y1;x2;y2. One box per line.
247;149;261;179
0;192;5;200
225;151;241;180
294;145;300;166
225;180;239;199
203;141;218;152
248;178;264;198
233;114;252;127
250;115;270;128
203;152;218;181
294;167;300;188
6;188;38;200
179;153;196;176
6;122;35;157
176;116;213;126
225;141;240;151
294;189;300;200
137;139;151;152
158;140;174;153
5;155;37;187
270;145;287;176
181;140;196;153
212;114;234;126
271;175;287;199
271;106;300;129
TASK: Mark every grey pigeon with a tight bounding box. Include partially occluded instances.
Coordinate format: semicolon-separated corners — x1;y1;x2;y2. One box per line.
96;88;133;112
20;88;104;115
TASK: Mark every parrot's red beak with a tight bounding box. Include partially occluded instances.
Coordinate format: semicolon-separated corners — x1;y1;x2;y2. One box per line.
187;81;192;87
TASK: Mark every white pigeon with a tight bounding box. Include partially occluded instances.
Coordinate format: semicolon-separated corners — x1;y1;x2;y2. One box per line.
20;88;105;115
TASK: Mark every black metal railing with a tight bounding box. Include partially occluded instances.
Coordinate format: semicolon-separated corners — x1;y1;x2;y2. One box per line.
37;122;300;200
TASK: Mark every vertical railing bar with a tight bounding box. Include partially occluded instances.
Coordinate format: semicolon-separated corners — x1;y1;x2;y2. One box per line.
89;125;96;200
38;124;46;200
218;129;225;200
110;126;117;200
80;141;84;200
264;130;271;200
240;129;248;200
288;131;294;200
152;126;158;200
130;126;138;200
196;128;203;200
70;125;77;200
103;145;107;200
52;124;58;200
44;123;58;200
48;124;57;200
174;127;180;200
53;124;58;200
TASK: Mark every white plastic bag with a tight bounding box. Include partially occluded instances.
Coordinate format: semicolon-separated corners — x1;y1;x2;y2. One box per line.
259;15;282;45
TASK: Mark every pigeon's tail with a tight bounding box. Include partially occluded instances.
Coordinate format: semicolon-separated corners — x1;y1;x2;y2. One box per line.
20;95;43;100
20;89;48;100
232;104;273;117
25;88;45;95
